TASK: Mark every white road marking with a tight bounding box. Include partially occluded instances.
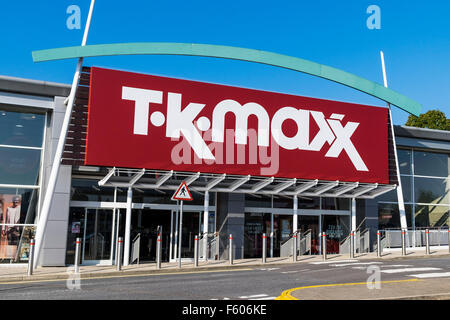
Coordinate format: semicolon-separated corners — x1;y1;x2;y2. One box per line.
253;296;277;300
309;260;358;265
258;268;280;271
381;267;442;274
331;262;383;267
281;271;301;274
384;265;413;268
408;272;450;279
239;294;268;299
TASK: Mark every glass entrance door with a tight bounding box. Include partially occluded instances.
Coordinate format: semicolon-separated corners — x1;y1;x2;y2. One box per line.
273;214;293;257
170;210;202;261
82;209;114;264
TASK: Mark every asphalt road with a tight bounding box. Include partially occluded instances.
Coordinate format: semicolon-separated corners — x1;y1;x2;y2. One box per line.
0;256;449;300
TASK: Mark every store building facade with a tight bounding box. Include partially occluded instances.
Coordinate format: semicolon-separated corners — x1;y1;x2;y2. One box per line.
0;72;448;267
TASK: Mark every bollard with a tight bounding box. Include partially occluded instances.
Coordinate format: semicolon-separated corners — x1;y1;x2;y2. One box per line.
194;235;199;267
229;234;233;265
425;229;430;255
27;239;35;276
117;237;123;271
292;232;297;262
322;232;327;261
350;231;355;259
74;237;81;274
401;230;406;256
377;231;382;257
156;232;162;269
262;233;267;264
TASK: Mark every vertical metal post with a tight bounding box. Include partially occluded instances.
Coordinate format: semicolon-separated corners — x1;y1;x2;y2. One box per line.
425;229;430;255
194;235;199;267
377;231;382;257
350;231;355;259
292;231;297;262
27;239;35;276
33;0;96;269
203;191;209;261
123;187;132;266
74;237;81;273
117;237;123;271
401;229;406;256
229;234;233;265
322;232;327;261
262;233;267;264
178;201;184;268
156;229;162;269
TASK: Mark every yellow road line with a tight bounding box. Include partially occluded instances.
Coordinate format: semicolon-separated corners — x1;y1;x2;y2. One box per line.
276;279;421;300
0;268;254;285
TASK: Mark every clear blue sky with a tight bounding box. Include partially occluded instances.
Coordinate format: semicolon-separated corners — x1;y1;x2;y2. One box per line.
1;0;449;124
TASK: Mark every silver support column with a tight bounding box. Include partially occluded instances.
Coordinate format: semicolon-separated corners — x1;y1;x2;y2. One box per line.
194;235;199;267
262;233;267;264
27;239;35;276
377;230;382;257
156;228;162;269
203;191;209;260
229;234;233;265
401;229;407;256
425;229;430;255
123;187;133;266
178;201;184;268
322;232;327;261
74;237;81;273
117;237;123;271
34;0;96;269
292;232;297;262
350;231;355;259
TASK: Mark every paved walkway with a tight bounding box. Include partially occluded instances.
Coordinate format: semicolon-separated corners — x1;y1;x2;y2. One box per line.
284;278;450;300
0;247;448;283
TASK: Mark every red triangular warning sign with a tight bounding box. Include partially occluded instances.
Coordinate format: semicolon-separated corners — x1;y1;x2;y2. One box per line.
171;181;193;201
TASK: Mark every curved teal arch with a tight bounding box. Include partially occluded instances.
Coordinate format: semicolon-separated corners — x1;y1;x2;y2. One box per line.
32;42;421;116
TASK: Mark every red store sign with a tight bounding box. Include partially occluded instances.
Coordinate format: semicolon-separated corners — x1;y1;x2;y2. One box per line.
85;67;389;184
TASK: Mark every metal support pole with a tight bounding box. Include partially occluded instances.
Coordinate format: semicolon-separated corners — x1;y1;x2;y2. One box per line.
322;232;327;261
33;0;96;269
425;229;430;255
262;233;267;264
229;234;233;265
27;239;35;276
117;237;123;271
401;229;406;256
194;235;199;267
377;231;382;257
292;231;297;262
178;201;184;268
350;231;355;259
156;229;162;269
74;237;81;273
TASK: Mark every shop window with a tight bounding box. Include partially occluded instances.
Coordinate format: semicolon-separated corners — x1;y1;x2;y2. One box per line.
376;176;412;203
244;194;271;208
298;196;320;209
273;196;293;208
378;203;413;229
321;198;350;210
0;226;35;263
0;110;45;148
415;205;449;228
71;179;115;202
0;147;41;185
414;151;449;177
398;149;412;175
414;177;449;205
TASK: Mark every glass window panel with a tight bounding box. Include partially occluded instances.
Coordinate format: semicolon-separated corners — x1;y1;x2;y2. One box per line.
0;110;45;148
414;177;449;205
378;203;413;229
0;226;36;263
398;149;412;175
0;147;41;185
298;196;320;209
273;197;293;208
414;151;449;177
321;198;350;210
0;188;38;225
71;179;114;202
245;195;271;208
415;205;449;228
376;176;412;203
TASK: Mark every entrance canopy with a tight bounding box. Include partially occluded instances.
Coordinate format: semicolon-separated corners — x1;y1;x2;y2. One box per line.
98;167;396;199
